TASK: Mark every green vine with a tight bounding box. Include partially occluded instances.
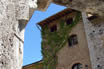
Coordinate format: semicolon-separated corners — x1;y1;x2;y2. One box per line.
41;12;81;69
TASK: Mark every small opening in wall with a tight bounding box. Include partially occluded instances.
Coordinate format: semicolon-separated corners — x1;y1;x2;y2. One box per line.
3;50;5;53
68;34;78;47
97;65;102;69
2;62;4;64
88;15;97;20
50;25;57;32
98;25;101;27
85;65;88;69
4;45;6;48
87;13;98;21
99;29;103;35
66;18;73;25
93;30;95;33
1;44;3;46
85;65;88;67
69;0;73;2
97;57;100;60
11;44;13;47
19;47;22;54
9;39;12;42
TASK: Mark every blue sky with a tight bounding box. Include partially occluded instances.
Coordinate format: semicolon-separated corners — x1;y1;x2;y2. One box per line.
23;3;66;66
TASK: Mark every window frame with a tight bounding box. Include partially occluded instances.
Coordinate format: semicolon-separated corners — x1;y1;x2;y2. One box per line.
72;63;83;69
68;34;78;47
50;24;57;32
66;18;73;25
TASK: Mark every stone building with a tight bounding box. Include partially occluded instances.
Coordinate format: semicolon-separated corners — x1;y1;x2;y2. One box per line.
0;0;38;69
23;8;102;69
0;0;51;69
0;0;104;69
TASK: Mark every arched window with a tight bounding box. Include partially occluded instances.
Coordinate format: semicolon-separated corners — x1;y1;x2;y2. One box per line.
72;63;82;69
68;34;78;47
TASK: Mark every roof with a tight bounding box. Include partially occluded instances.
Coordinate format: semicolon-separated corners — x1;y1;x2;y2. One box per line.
37;8;79;27
22;60;43;69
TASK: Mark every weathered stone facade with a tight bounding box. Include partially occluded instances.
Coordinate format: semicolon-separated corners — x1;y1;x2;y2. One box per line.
1;0;104;69
0;0;37;69
0;0;53;69
53;0;104;17
82;12;104;69
52;0;104;25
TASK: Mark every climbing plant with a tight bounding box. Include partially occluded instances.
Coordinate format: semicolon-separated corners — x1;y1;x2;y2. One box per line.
41;12;81;69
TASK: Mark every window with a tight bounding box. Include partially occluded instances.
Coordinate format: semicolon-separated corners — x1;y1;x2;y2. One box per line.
69;0;73;2
72;63;82;69
87;13;98;21
50;25;57;32
66;18;73;25
68;34;78;46
97;65;102;69
88;15;97;20
85;65;88;69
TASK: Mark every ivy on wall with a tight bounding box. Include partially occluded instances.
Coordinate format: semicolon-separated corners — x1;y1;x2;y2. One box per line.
41;12;81;69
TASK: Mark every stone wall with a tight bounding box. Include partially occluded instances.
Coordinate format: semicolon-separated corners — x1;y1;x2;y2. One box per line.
53;0;104;18
0;0;54;69
82;12;104;69
0;0;37;69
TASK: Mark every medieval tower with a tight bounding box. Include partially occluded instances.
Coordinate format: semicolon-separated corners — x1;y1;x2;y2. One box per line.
37;8;92;69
